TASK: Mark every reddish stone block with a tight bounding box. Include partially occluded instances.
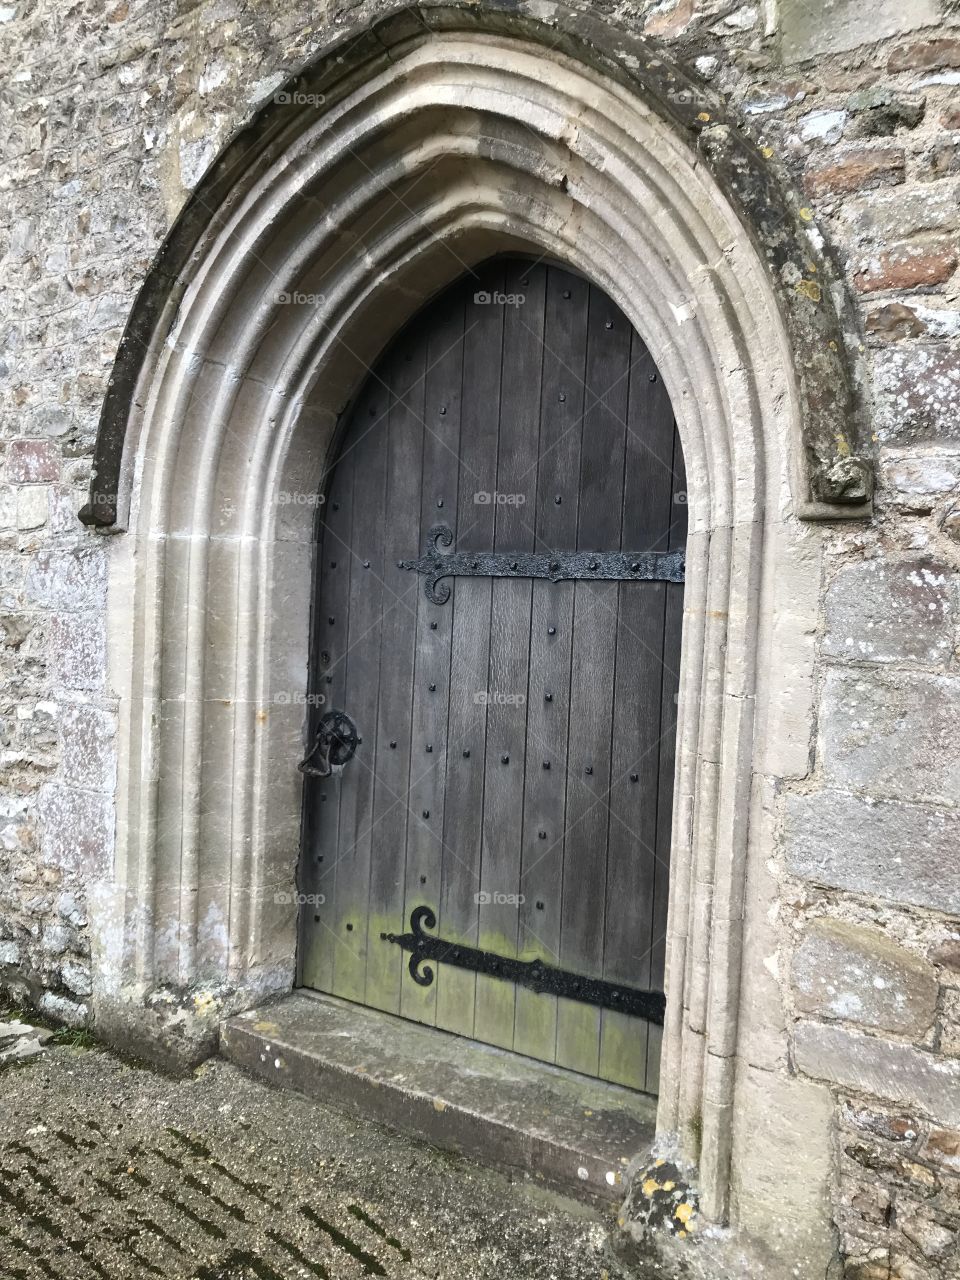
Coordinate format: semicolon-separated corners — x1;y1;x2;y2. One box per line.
888;38;960;72
6;439;60;484
805;147;906;197
855;242;958;293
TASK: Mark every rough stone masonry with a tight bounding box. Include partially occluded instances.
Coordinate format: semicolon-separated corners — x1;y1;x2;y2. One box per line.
2;0;960;1277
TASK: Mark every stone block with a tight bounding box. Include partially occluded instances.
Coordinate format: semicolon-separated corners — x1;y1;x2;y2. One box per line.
941;989;960;1057
841;185;960;245
921;137;960;182
805;146;906;198
731;1065;835;1273
854;242;958;294
784;791;960;915
822;669;960;804
792;918;938;1036
889;39;960;72
781;0;941;62
6;439;60;484
25;546;106;612
59;959;92;997
48;611;106;691
822;557;955;664
921;1127;960;1171
16;487;47;530
795;1021;960;1125
59;702;117;794
874;345;960;447
845;89;926;139
37;784;114;877
38;991;87;1028
881;452;960;510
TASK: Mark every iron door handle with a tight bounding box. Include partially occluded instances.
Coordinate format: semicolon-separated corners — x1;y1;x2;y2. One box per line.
298;709;360;777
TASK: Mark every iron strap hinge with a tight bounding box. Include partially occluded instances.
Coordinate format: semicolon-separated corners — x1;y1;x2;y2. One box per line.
382;906;666;1025
399;524;685;604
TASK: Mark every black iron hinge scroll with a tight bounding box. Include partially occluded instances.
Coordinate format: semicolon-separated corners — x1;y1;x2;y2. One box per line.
400;525;685;604
382;906;666;1025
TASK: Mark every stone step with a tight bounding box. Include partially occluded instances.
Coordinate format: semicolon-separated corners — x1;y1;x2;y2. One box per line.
221;991;657;1204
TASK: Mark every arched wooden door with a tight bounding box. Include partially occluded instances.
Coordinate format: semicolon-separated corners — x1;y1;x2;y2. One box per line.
298;257;686;1093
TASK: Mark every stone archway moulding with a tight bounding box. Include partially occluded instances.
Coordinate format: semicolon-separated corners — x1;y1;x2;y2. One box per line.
80;0;871;1229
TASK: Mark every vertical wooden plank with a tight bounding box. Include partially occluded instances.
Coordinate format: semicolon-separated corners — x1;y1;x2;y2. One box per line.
298;454;354;993
434;262;505;1038
362;338;427;1014
473;260;546;1052
555;282;632;1078
514;263;587;1064
401;288;466;1026
326;378;389;1003
645;426;687;1092
599;336;676;1089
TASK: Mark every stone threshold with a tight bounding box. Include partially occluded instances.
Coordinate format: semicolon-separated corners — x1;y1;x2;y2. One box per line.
221;990;657;1205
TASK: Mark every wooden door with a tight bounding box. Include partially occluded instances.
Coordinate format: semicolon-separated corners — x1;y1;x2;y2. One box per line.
298;257;686;1093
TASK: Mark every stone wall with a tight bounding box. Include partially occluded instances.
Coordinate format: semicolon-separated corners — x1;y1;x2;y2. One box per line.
1;0;959;1275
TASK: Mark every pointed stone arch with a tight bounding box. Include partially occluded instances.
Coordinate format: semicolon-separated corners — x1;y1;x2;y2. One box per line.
82;0;870;1232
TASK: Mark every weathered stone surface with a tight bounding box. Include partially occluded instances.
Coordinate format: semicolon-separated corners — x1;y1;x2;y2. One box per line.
58;702;117;794
866;303;928;340
874;345;960;446
37;991;87;1027
24;547;106;613
805;147;906;197
854;243;958;294
822;557;956;664
37;784;113;877
881;452;960;510
5;440;60;485
822;669;960;805
922;138;960;182
784;791;960;915
930;939;960;973
782;0;941;62
795;1022;960;1125
792;918;938;1036
941;989;960;1057
921;1127;960;1171
889;38;960;72
48;613;106;692
845;89;926;139
841;185;960;245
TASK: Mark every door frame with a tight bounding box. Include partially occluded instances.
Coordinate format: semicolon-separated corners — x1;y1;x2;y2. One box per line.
84;1;870;1234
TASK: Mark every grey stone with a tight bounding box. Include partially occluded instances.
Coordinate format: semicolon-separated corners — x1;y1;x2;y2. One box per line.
881;452;960;511
57;891;87;927
0;941;20;965
48;612;106;692
24;546;106;613
60;959;92;997
59;702;117;794
822;558;955;665
794;1021;960;1125
784;791;960;915
37;784;114;877
41;923;71;957
874;345;960;448
822;669;960;805
792;918;938;1036
38;991;87;1028
780;0;941;61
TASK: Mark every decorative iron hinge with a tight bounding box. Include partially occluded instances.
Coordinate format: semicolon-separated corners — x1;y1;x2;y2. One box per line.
399;524;685;604
298;709;360;778
382;905;666;1024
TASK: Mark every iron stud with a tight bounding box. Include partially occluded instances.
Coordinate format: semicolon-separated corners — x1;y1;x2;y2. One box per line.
430;621;438;630
630;773;639;782
390;741;397;749
422;809;430;819
545;692;553;702
536;901;545;910
429;683;436;692
426;744;433;753
542;760;550;770
538;831;547;840
463;749;470;758
585;765;593;775
547;626;556;636
501;754;509;765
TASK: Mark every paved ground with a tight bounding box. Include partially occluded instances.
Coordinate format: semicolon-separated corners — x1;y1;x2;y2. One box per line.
0;1017;639;1280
